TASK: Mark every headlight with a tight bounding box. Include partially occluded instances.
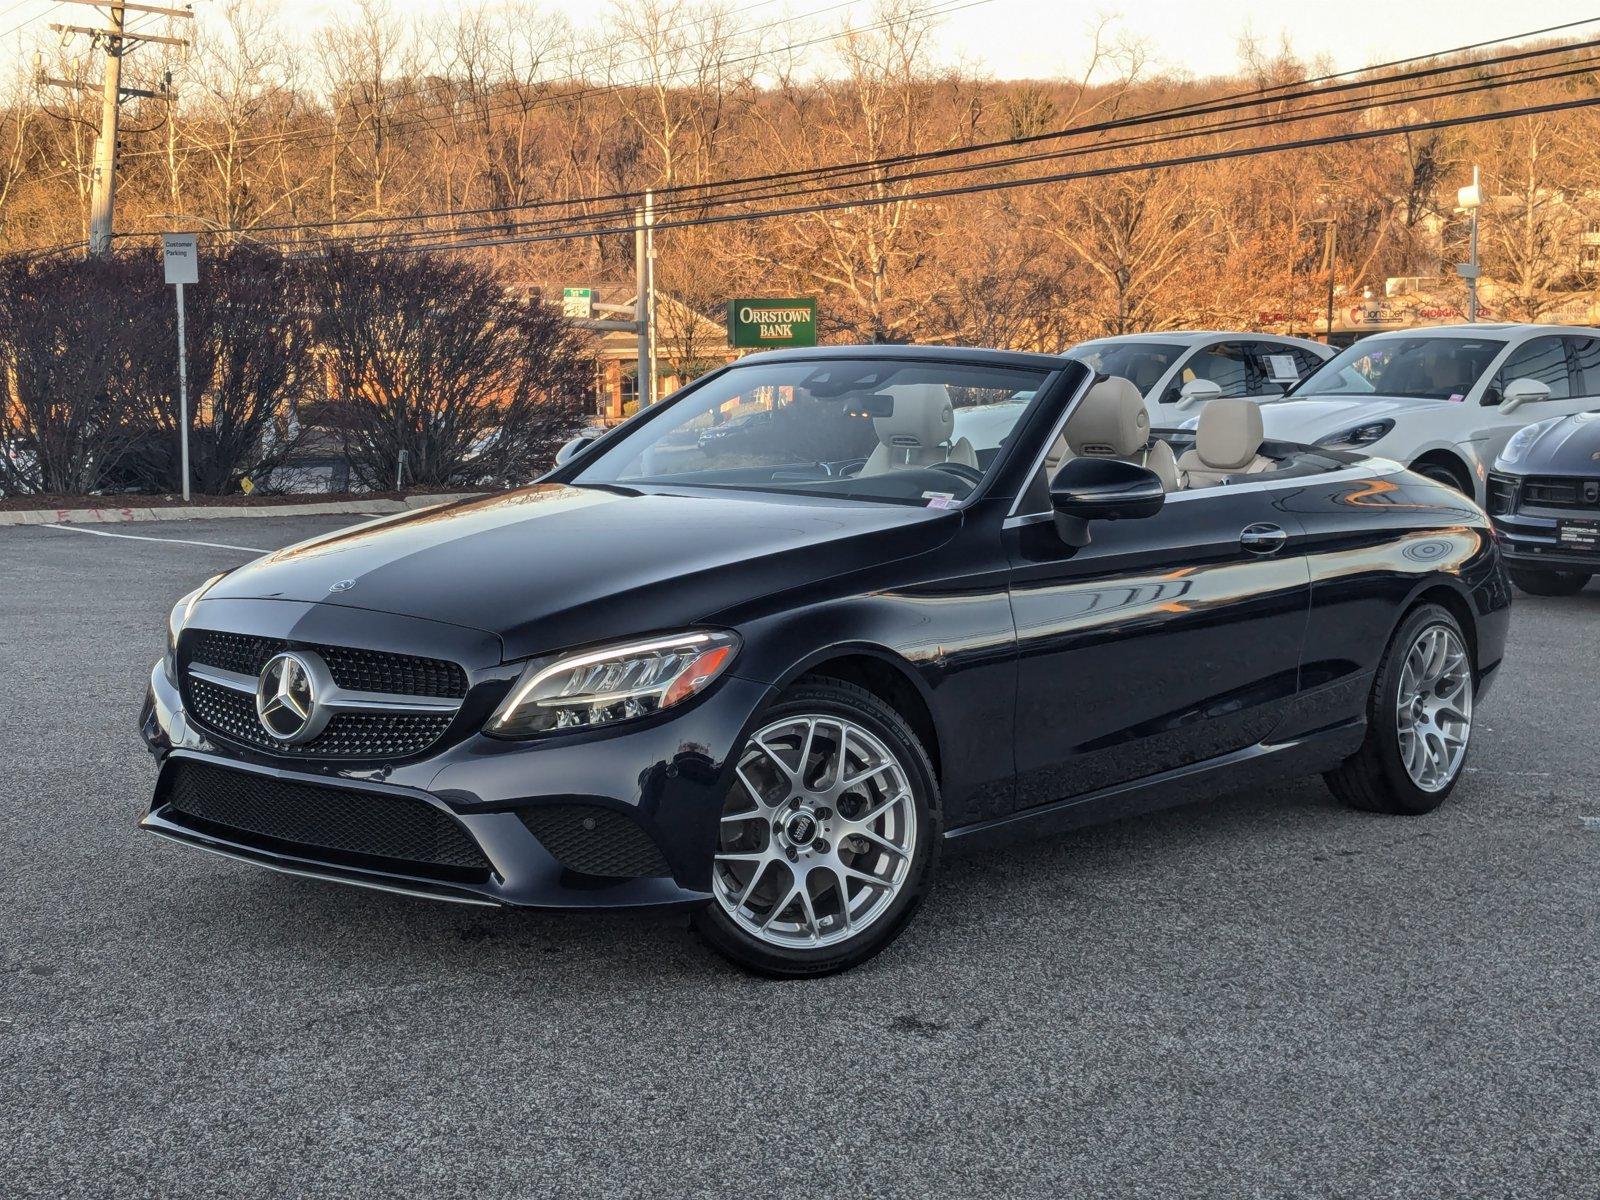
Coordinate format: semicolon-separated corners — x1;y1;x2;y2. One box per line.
486;630;740;738
1497;422;1543;468
1316;419;1395;449
164;573;227;681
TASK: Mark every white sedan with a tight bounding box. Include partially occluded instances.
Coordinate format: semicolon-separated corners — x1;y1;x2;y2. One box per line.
1065;331;1333;423
1256;324;1600;505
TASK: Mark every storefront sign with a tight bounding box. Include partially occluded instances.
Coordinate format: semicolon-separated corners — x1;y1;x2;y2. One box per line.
727;298;817;348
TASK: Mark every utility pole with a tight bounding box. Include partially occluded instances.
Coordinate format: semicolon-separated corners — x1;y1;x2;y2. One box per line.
40;0;192;257
644;189;658;407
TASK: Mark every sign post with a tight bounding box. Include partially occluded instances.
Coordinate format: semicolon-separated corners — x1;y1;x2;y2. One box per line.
726;298;818;349
162;233;199;501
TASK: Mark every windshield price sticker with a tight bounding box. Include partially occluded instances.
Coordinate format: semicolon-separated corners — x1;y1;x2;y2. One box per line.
923;492;957;509
1266;355;1300;383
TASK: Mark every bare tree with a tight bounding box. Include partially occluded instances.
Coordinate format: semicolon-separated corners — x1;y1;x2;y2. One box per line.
0;254;163;494
307;249;591;489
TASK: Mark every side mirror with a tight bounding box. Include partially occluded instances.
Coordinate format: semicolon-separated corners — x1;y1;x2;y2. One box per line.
1174;378;1223;410
1499;376;1551;413
1050;456;1165;547
554;434;593;466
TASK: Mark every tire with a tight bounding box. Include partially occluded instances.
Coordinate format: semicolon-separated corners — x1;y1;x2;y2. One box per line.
1509;566;1591;596
1411;459;1472;495
1324;603;1475;815
693;678;941;977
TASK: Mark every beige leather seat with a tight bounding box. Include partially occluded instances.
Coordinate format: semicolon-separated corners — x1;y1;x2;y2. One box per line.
861;383;978;474
1046;376;1180;490
1177;398;1276;488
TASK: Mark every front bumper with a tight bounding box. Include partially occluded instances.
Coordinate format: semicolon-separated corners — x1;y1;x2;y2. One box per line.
141;659;775;911
1491;515;1600;573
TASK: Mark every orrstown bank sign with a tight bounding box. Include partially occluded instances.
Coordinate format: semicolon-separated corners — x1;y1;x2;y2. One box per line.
726;298;818;349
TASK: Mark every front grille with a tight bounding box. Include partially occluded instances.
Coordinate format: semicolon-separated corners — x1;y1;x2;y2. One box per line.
181;630;467;761
187;677;454;759
1487;473;1519;516
1521;475;1600;510
188;631;467;698
165;759;490;880
518;805;671;878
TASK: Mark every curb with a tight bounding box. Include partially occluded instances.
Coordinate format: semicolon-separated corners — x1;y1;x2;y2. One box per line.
0;493;485;527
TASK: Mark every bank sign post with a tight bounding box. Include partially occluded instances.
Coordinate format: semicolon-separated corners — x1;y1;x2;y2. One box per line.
727;298;817;349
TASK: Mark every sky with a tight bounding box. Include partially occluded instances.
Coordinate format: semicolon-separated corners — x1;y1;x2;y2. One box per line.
3;0;1598;82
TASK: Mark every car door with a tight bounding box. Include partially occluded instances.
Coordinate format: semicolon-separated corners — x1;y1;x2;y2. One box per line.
1004;483;1311;812
1475;334;1600;463
1157;341;1262;407
1249;341;1323;396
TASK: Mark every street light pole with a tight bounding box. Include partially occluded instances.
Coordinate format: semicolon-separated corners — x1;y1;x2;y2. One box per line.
1458;166;1482;323
1324;220;1338;345
1311;216;1338;344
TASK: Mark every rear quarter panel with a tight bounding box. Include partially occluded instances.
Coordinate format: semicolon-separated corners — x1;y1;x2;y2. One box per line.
1278;466;1511;739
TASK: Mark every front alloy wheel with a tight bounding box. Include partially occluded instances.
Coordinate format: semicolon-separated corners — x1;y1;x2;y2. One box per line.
1326;603;1475;814
1394;623;1473;792
696;680;939;976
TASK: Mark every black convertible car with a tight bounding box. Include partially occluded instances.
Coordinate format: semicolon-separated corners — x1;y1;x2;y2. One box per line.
141;347;1511;975
1488;411;1600;595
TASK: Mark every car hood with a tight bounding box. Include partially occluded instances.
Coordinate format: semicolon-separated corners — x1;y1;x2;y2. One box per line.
1499;411;1600;472
206;484;958;661
1258;394;1440;439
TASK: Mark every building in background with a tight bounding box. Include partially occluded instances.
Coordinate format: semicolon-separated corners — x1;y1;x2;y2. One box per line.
509;283;736;422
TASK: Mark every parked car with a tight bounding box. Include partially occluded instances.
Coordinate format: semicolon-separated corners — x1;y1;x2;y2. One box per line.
1065;331;1333;421
1256;324;1600;506
1486;410;1600;594
140;346;1510;976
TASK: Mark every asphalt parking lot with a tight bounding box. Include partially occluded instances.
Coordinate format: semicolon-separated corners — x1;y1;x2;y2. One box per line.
2;513;1597;1198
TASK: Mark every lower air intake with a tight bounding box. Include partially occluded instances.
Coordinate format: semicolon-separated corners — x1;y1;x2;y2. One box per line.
517;805;671;878
165;759;490;881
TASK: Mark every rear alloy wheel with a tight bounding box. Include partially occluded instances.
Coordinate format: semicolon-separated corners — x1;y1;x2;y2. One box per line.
1325;603;1474;815
695;681;939;976
1509;567;1591;596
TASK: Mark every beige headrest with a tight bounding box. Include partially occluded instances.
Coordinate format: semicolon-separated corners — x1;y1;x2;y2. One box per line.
874;383;954;451
1195;398;1265;470
1064;376;1149;457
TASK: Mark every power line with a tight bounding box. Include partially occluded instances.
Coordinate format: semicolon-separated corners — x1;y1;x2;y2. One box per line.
0;1;63;40
198;34;1600;251
109;0;950;167
291;91;1600;258
144;15;1600;246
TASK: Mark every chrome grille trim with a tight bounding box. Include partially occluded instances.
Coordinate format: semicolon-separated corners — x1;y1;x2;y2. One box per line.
186;662;462;716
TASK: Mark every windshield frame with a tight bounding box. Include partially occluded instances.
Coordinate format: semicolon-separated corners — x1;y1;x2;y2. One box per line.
1285;333;1511;402
545;351;1076;511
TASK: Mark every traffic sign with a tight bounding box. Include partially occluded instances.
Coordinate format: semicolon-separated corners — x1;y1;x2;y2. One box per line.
562;287;594;319
162;232;198;285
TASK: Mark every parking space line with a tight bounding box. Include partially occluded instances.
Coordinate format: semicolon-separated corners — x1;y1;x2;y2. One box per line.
42;524;267;553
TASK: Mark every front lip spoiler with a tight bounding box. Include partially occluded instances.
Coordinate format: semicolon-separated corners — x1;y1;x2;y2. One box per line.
141;814;503;907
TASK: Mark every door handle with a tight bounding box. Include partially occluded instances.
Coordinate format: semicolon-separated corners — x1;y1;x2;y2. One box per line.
1240;523;1289;555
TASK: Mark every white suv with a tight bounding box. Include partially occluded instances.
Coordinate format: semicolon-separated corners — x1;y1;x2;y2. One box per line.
1065;332;1333;423
1257;324;1600;505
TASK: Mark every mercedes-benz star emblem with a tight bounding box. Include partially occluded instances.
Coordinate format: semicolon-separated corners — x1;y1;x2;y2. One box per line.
328;579;356;593
256;651;326;744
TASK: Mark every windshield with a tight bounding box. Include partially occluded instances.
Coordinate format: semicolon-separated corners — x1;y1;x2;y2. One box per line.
1292;335;1507;401
1065;341;1186;396
570;359;1054;507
